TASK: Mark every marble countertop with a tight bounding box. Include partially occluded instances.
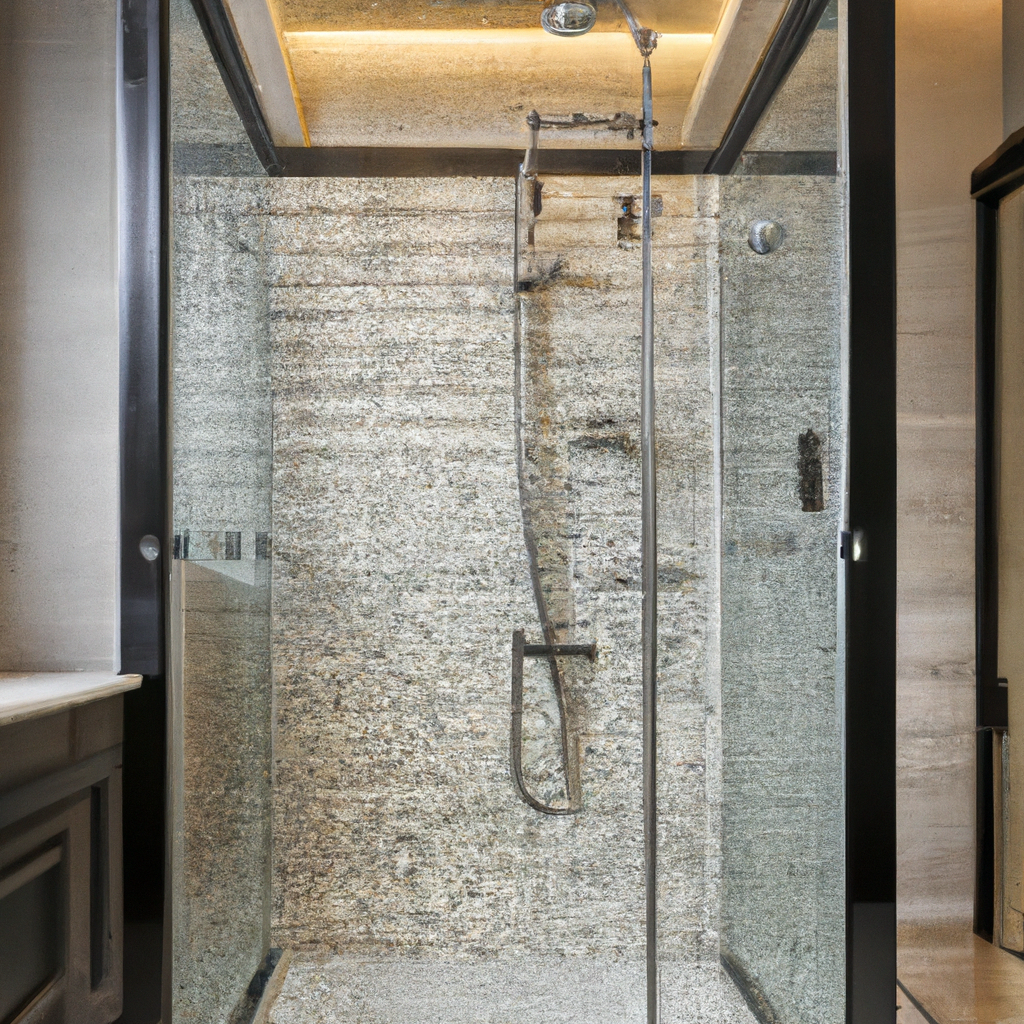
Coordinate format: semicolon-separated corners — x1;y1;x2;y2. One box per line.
0;672;143;727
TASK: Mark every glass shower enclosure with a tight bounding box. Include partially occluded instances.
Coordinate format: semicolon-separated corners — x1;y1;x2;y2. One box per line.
166;0;846;1019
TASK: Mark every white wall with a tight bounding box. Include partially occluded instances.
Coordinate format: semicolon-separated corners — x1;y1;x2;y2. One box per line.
0;0;120;671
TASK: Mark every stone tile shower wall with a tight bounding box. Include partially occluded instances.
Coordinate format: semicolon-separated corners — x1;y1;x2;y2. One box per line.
268;173;716;944
265;175;740;1014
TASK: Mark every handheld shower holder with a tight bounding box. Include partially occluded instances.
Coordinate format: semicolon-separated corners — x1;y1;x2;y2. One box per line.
510;630;596;815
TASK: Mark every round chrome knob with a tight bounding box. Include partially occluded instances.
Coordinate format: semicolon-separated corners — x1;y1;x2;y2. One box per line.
748;219;784;254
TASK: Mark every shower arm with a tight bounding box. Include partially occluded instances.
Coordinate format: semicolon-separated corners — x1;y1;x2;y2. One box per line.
520;110;643;182
523;0;656;178
611;0;658;58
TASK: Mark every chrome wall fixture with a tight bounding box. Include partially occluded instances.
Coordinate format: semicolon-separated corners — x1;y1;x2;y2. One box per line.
510;631;595;813
748;219;785;254
511;111;596;817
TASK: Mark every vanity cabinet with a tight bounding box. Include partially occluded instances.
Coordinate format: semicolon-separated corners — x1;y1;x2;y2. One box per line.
0;675;140;1024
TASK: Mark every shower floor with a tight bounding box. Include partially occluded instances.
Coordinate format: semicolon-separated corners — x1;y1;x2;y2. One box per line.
263;955;759;1024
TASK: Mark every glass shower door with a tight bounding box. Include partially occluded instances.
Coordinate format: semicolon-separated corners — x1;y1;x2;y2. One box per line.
165;0;848;1019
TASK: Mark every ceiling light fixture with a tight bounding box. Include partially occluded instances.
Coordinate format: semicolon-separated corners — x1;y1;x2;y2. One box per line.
540;2;598;36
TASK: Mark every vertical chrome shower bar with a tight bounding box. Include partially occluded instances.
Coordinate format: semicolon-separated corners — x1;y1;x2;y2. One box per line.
640;58;658;1024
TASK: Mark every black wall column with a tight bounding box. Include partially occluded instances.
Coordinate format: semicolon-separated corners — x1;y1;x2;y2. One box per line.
119;0;167;677
847;0;898;1018
117;0;169;1020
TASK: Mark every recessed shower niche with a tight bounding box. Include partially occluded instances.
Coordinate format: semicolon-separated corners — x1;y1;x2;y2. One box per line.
168;0;845;1020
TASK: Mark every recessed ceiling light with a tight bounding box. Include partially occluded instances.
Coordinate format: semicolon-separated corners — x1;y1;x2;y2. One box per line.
540;2;598;36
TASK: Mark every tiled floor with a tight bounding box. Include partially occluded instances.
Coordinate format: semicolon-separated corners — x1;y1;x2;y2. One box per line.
899;929;1024;1023
898;985;932;1024
255;935;1024;1023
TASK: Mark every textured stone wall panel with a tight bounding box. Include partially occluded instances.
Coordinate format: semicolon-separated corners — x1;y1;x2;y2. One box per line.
269;176;723;972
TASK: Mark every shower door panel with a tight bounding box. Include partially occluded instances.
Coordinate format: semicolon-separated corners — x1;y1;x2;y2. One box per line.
716;175;846;1022
168;1;276;1017
710;8;846;1021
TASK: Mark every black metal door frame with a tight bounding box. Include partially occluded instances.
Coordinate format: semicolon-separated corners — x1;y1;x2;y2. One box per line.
118;0;170;1019
970;126;1024;945
846;0;898;1018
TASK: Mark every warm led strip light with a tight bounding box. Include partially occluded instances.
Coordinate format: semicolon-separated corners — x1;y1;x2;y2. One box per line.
284;28;714;49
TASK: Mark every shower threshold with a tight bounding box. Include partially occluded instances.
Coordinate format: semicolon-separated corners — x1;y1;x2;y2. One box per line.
258;954;760;1024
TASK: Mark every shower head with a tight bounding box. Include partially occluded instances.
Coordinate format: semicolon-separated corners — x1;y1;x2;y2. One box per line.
540;0;656;56
540;2;598;36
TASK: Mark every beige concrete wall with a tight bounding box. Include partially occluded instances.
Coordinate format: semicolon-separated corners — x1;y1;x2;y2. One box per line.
895;0;1001;934
0;0;120;671
1006;0;1024;136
